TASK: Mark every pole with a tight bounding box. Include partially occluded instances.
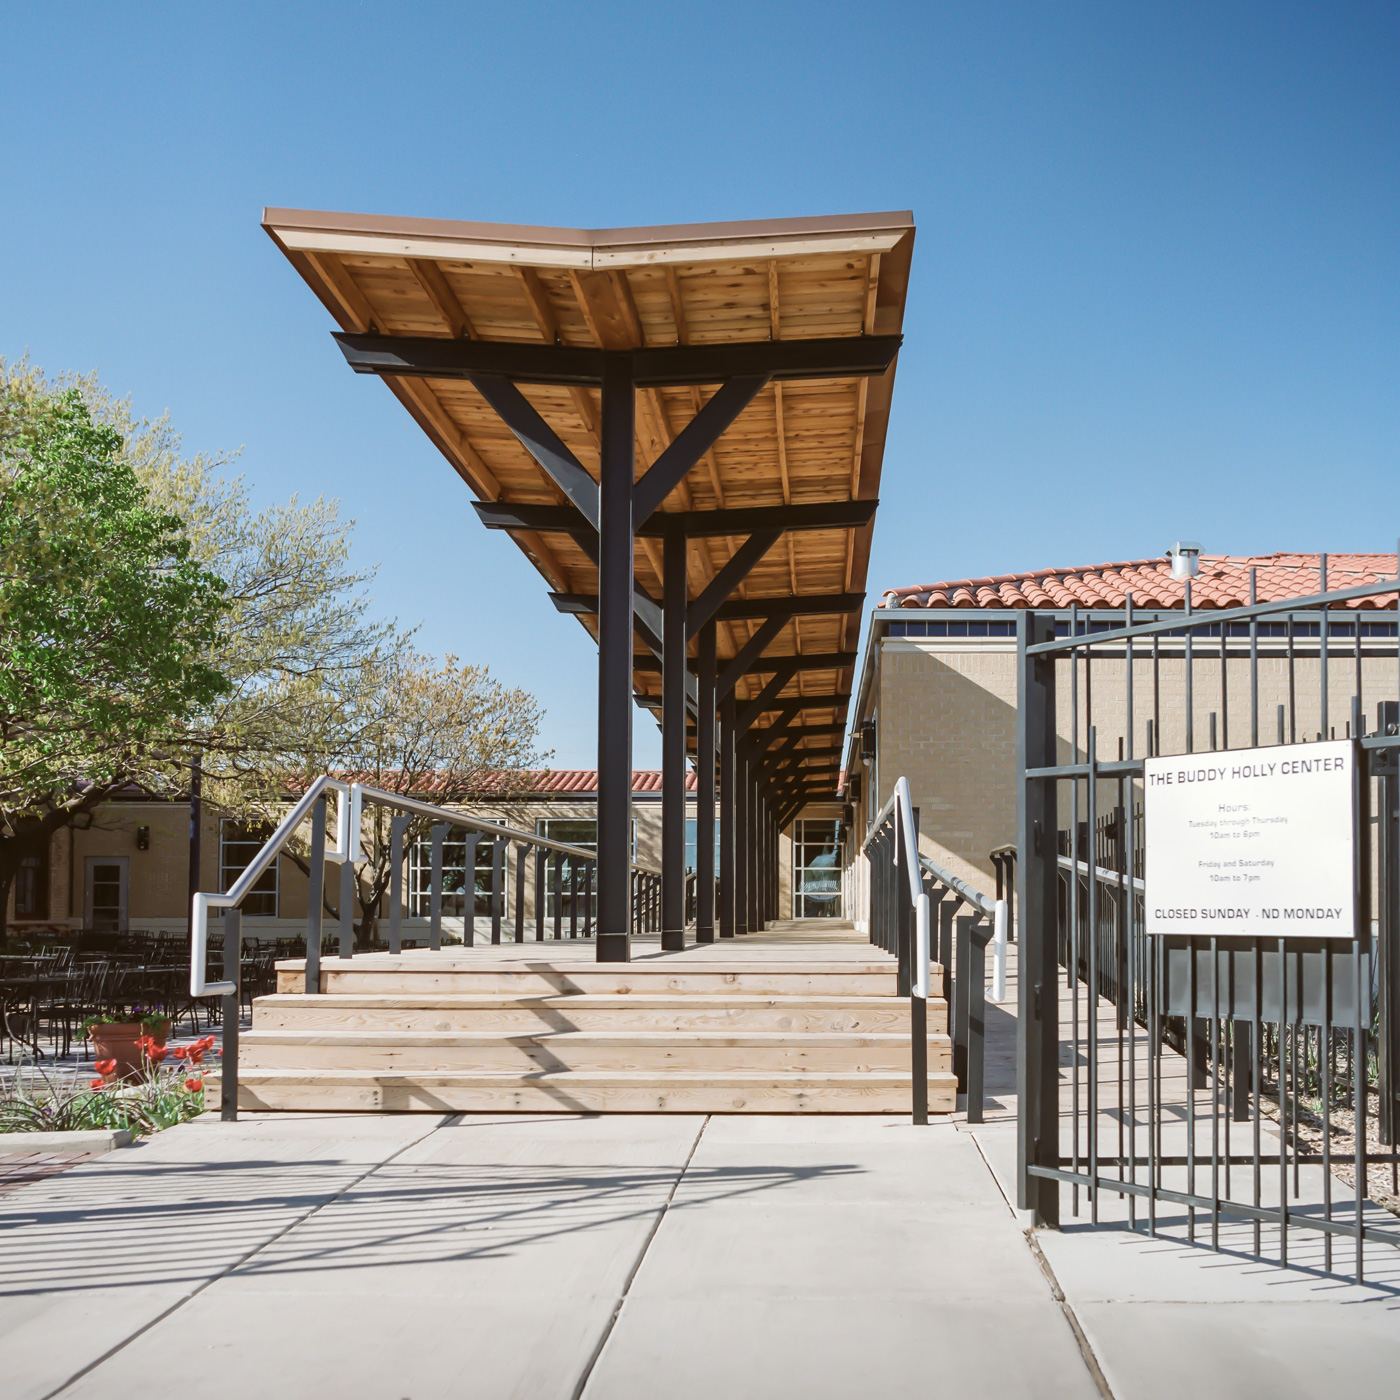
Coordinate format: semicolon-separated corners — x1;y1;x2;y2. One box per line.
661;526;687;951
596;354;634;962
719;693;736;938
696;621;717;943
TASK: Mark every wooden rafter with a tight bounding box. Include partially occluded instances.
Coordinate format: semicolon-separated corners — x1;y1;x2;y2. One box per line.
409;258;474;339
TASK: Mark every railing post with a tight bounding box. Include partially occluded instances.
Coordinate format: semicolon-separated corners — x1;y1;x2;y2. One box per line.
304;795;326;995
388;814;409;954
463;833;481;947
338;859;355;959
535;847;547;941
1017;610;1061;1227
553;854;563;939
569;859;579;938
220;907;240;1122
429;822;447;951
584;860;594;937
966;914;988;1125
485;836;501;945
514;842;528;942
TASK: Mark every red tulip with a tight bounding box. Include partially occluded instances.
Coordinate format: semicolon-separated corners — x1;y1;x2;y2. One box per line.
94;1059;117;1076
184;1077;204;1093
89;1078;105;1089
144;1044;169;1063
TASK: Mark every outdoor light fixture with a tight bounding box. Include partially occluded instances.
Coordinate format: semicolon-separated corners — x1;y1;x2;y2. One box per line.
1167;541;1201;580
136;825;151;851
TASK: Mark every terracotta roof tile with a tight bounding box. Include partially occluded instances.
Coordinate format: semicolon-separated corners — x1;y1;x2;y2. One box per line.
881;553;1400;612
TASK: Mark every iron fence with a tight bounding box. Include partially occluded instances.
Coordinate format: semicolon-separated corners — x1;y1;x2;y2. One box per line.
1016;564;1400;1284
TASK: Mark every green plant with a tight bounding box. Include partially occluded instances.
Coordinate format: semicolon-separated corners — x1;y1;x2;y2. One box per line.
0;1056;206;1137
81;1008;169;1035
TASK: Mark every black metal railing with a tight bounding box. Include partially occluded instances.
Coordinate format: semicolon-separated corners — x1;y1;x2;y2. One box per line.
1016;566;1400;1285
919;853;1007;1124
190;778;660;1122
861;777;936;1123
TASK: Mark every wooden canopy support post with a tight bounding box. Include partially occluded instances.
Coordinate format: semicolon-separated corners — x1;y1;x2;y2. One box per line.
696;621;717;944
595;354;634;963
661;526;688;951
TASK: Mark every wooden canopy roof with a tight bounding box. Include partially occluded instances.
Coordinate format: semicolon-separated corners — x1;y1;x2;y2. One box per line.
264;207;915;796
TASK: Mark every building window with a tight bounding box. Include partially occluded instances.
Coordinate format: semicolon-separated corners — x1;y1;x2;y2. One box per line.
220;821;278;917
408;835;496;918
15;850;48;919
684;815;720;874
792;818;843;919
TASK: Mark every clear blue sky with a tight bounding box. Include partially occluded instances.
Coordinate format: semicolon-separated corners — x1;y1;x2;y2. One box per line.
4;2;1396;767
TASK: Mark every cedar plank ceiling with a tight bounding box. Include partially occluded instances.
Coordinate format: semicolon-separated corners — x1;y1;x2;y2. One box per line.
263;208;915;790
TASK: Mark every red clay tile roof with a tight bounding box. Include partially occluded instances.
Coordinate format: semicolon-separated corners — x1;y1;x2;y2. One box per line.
521;770;697;795
880;553;1399;612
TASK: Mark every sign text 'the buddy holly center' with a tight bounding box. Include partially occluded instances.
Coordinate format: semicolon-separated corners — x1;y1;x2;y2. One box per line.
1144;739;1355;938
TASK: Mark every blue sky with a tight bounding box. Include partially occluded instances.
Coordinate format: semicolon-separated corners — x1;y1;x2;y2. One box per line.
3;2;1396;766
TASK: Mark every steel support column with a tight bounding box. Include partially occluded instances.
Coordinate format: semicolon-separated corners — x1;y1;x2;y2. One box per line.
1017;611;1060;1227
661;527;687;950
596;354;634;962
719;693;736;938
696;621;717;943
735;748;749;936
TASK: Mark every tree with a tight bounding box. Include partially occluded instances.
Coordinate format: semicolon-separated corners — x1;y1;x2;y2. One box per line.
0;379;228;934
306;641;552;945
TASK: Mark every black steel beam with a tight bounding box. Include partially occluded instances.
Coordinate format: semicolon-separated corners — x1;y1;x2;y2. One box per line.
687;531;781;641
716;617;787;698
468;375;599;528
475;498;878;540
336;332;902;389
719;693;736;938
633;376;768;525
634;650;857;679
714;593;864;623
736;662;801;736
552;591;863;623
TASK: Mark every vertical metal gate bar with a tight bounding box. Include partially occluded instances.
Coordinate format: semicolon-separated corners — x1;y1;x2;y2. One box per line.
1320;555;1330;738
1287;613;1297;742
1185;579;1195;755
1278;935;1289;1268
1323;944;1334;1273
570;860;579;938
1210;933;1220;1252
1086;725;1099;1220
1069;631;1082;1211
1252;934;1263;1258
585;860;594;938
1186;927;1197;1243
1249;568;1259;747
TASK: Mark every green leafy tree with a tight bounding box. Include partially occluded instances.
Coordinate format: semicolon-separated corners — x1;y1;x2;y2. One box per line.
0;380;228;934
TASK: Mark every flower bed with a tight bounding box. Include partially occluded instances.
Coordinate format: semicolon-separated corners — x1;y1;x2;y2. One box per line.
0;1036;216;1137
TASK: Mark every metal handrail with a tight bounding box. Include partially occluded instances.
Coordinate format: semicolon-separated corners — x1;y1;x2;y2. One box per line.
862;777;932;1001
919;853;1010;1005
190;776;656;998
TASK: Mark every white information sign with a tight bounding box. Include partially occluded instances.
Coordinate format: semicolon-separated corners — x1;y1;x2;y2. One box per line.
1144;739;1355;938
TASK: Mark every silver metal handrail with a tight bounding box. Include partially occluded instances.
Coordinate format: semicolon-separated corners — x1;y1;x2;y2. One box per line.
190;776;656;997
862;777;932;1000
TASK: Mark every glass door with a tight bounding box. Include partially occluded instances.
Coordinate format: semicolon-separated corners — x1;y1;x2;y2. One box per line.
792;819;842;918
85;857;129;932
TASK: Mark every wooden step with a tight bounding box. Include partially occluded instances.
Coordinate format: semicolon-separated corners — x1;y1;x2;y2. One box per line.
203;1068;960;1115
236;1029;954;1074
277;957;901;1002
252;993;948;1035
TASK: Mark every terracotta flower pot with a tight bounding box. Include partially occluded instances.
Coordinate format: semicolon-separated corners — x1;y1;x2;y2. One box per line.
143;1019;171;1049
87;1023;146;1081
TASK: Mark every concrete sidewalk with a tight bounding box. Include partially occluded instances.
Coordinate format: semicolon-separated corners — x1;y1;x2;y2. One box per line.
0;1109;1396;1400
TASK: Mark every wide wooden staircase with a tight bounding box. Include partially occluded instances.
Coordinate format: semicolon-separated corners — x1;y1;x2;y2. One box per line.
208;936;957;1114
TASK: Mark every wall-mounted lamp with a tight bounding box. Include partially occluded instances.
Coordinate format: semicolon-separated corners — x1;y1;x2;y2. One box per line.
136;825;150;851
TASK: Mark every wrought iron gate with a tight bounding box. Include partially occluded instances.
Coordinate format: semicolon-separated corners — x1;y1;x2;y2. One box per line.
1016;566;1400;1283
